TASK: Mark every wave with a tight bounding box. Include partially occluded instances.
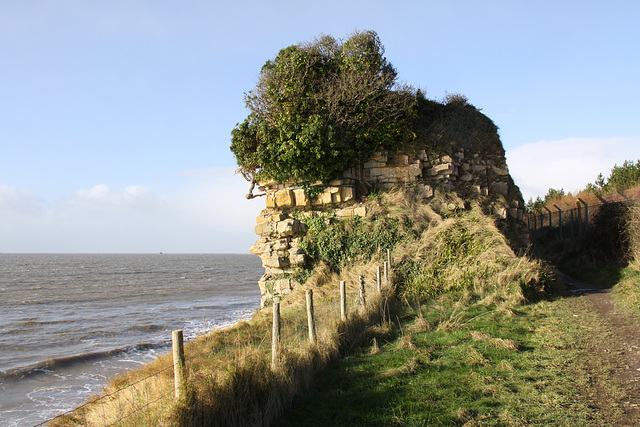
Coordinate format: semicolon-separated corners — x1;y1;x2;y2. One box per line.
0;342;169;381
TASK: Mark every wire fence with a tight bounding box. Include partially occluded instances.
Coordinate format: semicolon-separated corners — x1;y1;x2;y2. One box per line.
38;261;392;427
525;191;639;241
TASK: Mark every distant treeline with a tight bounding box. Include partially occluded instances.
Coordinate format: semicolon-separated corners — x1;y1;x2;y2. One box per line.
526;159;640;212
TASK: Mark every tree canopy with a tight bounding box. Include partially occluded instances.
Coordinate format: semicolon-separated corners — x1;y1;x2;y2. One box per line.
230;30;417;184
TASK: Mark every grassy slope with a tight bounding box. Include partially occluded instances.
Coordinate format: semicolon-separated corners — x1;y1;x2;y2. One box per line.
277;295;628;426
54;191;639;426
275;192;640;426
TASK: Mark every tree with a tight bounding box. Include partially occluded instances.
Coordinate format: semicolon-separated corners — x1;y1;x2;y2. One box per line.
586;159;640;194
230;31;416;184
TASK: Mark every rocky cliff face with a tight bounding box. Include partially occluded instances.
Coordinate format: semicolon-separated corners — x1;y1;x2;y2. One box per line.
249;144;529;307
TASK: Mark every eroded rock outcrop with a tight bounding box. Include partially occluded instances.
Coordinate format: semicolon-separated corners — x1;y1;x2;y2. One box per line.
249;144;529;307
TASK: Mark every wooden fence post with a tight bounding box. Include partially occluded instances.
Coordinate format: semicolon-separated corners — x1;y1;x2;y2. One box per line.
306;289;317;345
340;280;347;322
384;261;389;286
376;266;382;293
387;248;391;271
271;300;280;369
358;275;366;306
172;329;186;400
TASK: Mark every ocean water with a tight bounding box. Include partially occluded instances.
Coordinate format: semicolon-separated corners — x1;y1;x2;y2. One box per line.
0;253;263;427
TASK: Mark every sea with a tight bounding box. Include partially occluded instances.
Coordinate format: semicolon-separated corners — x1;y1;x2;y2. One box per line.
0;253;263;427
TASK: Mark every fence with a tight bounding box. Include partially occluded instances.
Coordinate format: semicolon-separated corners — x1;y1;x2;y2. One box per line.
39;256;394;426
525;191;638;242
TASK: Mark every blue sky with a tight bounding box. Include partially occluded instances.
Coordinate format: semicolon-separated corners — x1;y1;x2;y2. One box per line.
1;0;639;253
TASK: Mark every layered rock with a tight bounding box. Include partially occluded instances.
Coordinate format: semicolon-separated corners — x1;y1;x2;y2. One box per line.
248;145;528;307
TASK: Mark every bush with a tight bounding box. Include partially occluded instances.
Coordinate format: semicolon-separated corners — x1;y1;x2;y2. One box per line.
230;30;417;184
299;213;405;270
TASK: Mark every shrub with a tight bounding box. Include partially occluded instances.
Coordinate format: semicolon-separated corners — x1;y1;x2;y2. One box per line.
230;30;417;184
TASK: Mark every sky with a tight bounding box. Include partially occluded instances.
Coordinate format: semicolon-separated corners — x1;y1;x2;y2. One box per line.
1;0;639;253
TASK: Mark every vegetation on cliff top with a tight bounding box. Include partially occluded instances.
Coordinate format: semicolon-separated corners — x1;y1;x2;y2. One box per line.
230;30;504;185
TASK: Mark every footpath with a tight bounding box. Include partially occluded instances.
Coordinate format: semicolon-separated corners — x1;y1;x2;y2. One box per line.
563;274;640;425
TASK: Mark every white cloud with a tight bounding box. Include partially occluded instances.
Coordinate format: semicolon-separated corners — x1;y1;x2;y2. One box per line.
506;136;640;201
0;185;47;215
0;169;263;253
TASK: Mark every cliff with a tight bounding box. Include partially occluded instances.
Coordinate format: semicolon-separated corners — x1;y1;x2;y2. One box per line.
248;99;529;306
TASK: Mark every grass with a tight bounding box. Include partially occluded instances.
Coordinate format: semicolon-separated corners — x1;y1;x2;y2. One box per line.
49;188;559;426
277;296;626;426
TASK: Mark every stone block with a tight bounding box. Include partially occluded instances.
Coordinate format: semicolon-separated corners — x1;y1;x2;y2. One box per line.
336;208;354;217
491;166;509;176
273;238;289;251
293;188;310;207
321;191;333;205
391;154;409;165
258;275;269;295
254;221;274;237
265;193;276;208
432;163;453;174
364;160;386;168
249;239;271;255
271;213;286;222
353;206;367;217
262;254;289;269
290;253;306;266
490;181;509;196
274;189;294;207
276;218;298;236
341;186;355;202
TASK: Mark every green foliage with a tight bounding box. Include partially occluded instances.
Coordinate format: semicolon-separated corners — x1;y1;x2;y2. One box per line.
397;220;500;301
230;30;417;183
299;213;405;270
410;90;503;156
586;159;640;194
525;187;565;212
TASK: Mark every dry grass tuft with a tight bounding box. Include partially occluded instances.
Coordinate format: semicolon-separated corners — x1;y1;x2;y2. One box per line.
409;316;431;332
396;334;416;350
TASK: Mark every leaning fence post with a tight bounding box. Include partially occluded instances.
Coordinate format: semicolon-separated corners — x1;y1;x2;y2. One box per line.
340;280;347;322
554;204;563;239
271;300;280;369
306;289;317;345
544;206;552;228
578;198;589;233
172;329;186;400
376;266;382;293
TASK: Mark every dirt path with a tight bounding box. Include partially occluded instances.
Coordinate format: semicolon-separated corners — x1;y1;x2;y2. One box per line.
563;274;640;425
